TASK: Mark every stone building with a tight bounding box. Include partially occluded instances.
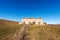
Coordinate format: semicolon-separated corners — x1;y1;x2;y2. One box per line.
19;18;45;25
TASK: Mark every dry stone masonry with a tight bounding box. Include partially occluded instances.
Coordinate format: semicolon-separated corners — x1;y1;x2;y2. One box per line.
19;18;45;25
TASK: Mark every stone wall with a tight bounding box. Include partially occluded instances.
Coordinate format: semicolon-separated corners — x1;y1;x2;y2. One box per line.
19;18;44;25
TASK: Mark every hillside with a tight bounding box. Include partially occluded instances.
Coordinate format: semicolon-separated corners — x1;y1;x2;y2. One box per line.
0;19;60;40
0;19;23;40
27;25;60;40
0;19;18;26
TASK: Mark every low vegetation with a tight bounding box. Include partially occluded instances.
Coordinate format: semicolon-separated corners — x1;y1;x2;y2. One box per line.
27;25;60;40
0;19;23;40
0;19;60;40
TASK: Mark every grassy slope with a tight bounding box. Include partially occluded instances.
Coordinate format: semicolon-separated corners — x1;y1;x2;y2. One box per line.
0;19;23;40
0;19;60;40
27;25;60;40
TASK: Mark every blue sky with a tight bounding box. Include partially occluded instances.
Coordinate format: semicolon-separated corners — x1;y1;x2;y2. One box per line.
0;0;60;24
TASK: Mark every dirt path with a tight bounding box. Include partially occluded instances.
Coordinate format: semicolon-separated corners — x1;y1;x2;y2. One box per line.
12;25;28;40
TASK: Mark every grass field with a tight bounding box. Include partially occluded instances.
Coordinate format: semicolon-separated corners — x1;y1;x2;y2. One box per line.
0;19;23;40
27;25;60;40
0;19;60;40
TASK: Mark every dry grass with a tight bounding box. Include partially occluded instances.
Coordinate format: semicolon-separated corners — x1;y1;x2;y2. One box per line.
0;19;23;40
27;25;60;40
0;19;60;40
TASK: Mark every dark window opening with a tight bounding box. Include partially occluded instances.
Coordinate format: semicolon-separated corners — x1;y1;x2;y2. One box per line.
33;21;35;24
